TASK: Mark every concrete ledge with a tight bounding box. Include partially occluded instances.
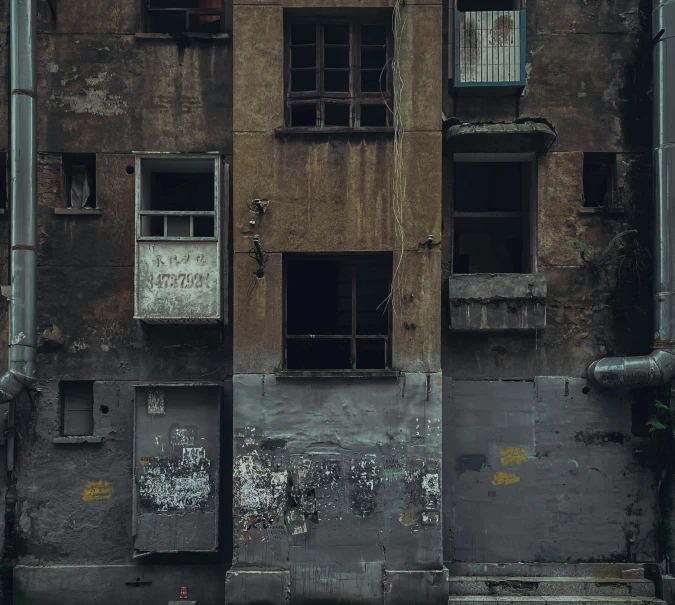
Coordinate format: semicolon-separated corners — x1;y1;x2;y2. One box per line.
52;436;103;444
225;569;290;605
448;273;547;300
384;569;449;605
53;208;101;216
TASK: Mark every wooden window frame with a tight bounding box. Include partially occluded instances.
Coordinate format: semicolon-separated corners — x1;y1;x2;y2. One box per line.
283;254;392;371
61;381;95;438
144;0;227;34
285;18;393;128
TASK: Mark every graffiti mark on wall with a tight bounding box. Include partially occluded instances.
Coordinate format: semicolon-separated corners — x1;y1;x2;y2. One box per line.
492;471;521;486
499;446;530;465
82;480;114;502
138;446;211;511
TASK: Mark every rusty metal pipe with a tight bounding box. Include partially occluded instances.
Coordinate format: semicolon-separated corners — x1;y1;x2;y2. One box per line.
0;0;38;403
587;0;675;387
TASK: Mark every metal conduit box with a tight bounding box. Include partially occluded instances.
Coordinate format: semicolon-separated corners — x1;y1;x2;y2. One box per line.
134;153;226;323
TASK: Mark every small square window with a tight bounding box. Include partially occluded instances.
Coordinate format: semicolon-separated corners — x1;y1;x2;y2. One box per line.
285;255;391;370
63;153;96;209
457;0;520;10
583;153;616;208
145;0;225;34
61;381;94;437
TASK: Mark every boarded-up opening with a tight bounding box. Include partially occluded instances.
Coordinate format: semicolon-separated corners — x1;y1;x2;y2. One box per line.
133;385;221;553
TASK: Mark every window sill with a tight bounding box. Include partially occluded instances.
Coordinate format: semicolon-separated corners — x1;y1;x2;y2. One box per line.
275;370;399;379
578;206;625;216
53;436;103;444
135;32;230;42
54;208;101;216
274;126;395;139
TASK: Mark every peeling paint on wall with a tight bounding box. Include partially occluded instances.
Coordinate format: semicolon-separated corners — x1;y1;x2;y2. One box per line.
138;447;211;511
233;454;288;530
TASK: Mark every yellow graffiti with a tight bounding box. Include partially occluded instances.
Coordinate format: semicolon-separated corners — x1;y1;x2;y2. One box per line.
492;472;521;486
499;447;530;466
82;480;114;502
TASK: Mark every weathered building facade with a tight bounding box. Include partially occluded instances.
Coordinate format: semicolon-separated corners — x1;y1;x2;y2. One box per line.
0;0;672;603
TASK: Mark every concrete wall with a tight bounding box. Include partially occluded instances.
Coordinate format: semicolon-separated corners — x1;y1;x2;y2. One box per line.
231;0;444;603
3;0;234;602
441;0;656;564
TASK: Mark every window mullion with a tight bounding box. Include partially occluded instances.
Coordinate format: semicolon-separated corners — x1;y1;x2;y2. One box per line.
351;261;357;369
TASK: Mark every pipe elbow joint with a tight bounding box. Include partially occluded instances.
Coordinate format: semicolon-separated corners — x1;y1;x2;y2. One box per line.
587;349;675;388
0;364;36;403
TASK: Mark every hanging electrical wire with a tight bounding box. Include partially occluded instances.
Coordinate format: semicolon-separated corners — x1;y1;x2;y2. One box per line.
380;0;407;316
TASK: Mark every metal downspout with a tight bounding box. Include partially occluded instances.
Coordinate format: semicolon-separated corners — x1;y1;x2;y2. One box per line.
587;0;675;388
0;0;38;402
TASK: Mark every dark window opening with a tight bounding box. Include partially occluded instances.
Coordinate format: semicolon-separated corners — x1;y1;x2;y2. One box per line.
0;153;7;210
287;18;392;128
61;381;94;437
140;158;217;239
285;255;391;370
583;153;616;207
457;0;520;10
63;153;96;209
146;0;225;33
453;160;533;274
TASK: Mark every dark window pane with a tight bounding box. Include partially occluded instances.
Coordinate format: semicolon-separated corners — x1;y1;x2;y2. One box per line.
454;163;522;212
286;339;351;370
292;46;316;69
324;70;350;92
457;0;517;10
149;13;185;33
325;104;351;127
583;155;614;207
166;215;191;237
188;13;221;33
291;23;316;45
193;216;215;237
324;23;349;45
324;46;350;69
361;24;386;46
150;0;200;8
63;382;94;437
291;70;317;92
361;70;386;92
360;104;388;127
453;216;523;273
356;340;386;370
361;47;386;69
287;259;352;335
149;215;165;236
356;262;389;334
150;172;214;211
291;103;317;126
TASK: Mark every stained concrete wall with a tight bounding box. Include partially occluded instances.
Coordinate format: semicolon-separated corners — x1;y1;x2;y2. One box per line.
231;0;444;603
1;0;234;602
441;0;655;565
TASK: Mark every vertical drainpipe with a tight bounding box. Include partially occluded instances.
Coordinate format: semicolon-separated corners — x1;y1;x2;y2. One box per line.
587;0;675;388
0;0;38;476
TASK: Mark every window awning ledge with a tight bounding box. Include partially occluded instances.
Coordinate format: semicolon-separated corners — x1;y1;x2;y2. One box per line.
445;119;557;153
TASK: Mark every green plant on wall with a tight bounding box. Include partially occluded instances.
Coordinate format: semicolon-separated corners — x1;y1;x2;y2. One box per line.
568;229;639;283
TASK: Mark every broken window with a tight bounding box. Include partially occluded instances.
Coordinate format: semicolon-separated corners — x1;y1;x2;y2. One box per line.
63;153;96;209
285;255;391;370
583;153;616;207
61;381;94;437
452;154;537;274
286;17;392;128
145;0;225;34
0;153;7;210
138;157;217;239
